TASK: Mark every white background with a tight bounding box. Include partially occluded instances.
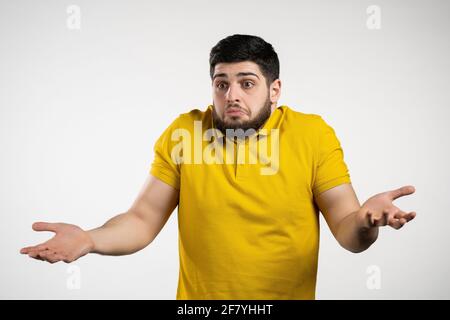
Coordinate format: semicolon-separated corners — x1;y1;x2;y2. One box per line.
1;0;449;299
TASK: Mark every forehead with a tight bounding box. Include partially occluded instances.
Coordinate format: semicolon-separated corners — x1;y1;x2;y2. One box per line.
213;61;262;78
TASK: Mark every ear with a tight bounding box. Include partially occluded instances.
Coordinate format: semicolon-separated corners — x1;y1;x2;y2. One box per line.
269;79;282;103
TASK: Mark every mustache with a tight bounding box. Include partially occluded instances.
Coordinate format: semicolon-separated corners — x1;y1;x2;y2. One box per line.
225;104;248;114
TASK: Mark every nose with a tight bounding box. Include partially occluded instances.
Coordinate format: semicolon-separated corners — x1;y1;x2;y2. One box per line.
225;83;241;104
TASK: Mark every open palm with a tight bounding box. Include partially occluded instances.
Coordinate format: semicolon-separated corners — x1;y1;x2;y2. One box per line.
20;222;94;264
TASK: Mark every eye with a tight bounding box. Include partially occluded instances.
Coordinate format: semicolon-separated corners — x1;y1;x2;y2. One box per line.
216;82;228;90
242;81;254;89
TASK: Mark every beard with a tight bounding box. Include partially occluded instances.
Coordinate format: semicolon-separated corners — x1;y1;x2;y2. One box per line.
212;96;272;135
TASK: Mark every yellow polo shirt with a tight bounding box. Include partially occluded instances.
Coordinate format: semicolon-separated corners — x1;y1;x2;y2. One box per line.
150;105;351;299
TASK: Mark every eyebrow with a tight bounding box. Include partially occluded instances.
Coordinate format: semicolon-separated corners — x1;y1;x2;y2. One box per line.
212;72;260;80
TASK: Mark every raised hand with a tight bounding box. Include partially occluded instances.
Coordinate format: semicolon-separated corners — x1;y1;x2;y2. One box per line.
356;185;417;230
20;222;95;264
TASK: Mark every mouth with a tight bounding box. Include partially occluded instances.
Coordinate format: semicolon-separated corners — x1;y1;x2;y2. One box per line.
225;107;247;116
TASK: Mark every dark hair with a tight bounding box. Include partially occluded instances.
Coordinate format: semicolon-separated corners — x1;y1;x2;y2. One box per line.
209;34;280;86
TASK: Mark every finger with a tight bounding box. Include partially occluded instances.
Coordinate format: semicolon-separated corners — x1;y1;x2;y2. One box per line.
32;222;60;233
45;252;61;264
383;210;395;226
398;218;407;227
389;185;415;201
27;245;51;258
21;242;50;254
377;212;388;226
372;213;386;227
20;246;36;254
388;218;403;229
384;208;399;225
404;211;417;222
53;254;66;262
21;237;54;254
369;210;389;227
394;211;416;222
24;242;51;255
28;251;45;261
367;211;374;227
367;211;378;227
38;250;55;263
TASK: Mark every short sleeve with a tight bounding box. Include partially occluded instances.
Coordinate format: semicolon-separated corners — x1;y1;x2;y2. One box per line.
312;116;351;196
149;117;181;190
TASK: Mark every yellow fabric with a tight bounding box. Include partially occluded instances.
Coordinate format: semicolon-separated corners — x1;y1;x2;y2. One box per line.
150;105;351;299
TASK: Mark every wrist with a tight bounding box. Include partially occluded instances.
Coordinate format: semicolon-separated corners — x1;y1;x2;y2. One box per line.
86;228;100;254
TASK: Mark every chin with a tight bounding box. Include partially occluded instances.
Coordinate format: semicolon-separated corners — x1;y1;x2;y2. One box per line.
226;115;248;122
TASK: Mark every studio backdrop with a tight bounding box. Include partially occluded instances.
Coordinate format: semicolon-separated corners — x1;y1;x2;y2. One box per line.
1;0;449;299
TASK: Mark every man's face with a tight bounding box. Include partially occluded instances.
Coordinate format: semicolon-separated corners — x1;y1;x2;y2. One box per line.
211;61;280;132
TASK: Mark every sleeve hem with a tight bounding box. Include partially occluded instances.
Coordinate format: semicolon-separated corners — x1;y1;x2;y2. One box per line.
150;166;180;190
313;175;351;197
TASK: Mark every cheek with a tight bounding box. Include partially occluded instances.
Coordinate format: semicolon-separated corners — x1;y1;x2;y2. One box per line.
212;104;226;117
212;92;224;105
212;97;225;109
244;98;265;116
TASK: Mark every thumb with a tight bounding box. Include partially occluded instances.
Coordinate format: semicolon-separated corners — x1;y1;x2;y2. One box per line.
389;185;416;200
32;222;60;233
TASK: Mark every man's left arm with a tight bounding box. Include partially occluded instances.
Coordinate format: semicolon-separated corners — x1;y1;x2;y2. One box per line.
314;183;417;253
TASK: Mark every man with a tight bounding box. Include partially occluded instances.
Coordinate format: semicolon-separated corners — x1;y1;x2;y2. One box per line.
20;34;416;299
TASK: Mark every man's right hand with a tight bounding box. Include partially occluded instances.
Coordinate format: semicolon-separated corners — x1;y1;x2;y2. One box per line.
20;175;179;263
20;222;95;264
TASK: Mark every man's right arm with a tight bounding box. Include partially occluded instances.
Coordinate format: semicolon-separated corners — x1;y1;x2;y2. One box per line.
20;175;179;263
88;175;179;255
